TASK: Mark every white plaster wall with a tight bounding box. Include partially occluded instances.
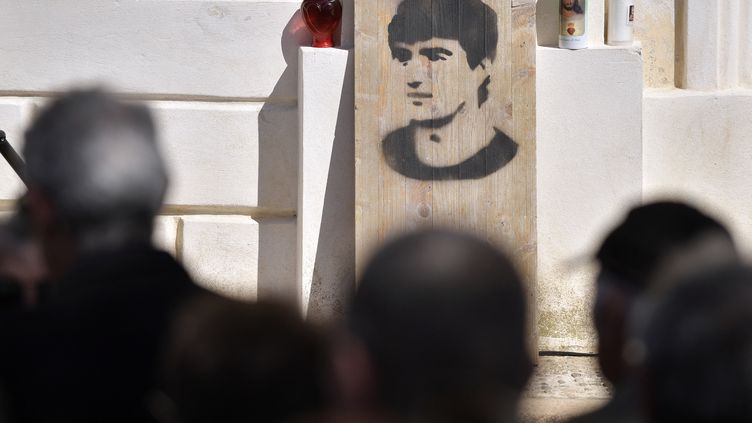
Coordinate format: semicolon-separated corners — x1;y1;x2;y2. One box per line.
3;0;750;353
536;46;643;352
536;0;752;353
644;91;752;256
298;47;355;321
0;0;315;306
644;1;752;255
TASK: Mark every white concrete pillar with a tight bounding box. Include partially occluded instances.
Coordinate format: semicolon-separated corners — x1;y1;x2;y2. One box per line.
536;45;643;352
297;47;355;320
740;1;752;88
681;0;720;90
718;0;740;89
679;0;752;90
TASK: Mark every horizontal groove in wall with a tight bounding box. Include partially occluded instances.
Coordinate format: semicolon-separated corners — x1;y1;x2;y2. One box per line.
0;200;296;219
161;205;296;218
0;91;297;106
539;351;598;358
0;200;15;212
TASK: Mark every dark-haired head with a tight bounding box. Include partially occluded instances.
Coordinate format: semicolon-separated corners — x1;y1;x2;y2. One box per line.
596;201;735;292
593;201;737;385
645;265;752;423
157;296;331;423
346;229;531;423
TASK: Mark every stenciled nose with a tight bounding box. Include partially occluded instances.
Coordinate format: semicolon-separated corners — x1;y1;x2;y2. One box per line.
407;81;422;89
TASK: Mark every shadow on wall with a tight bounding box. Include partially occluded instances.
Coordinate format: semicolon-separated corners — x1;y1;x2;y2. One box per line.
257;11;310;303
338;0;354;47
537;0;561;47
307;52;355;321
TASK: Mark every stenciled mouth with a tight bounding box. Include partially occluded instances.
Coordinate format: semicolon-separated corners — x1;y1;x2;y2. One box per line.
407;92;433;98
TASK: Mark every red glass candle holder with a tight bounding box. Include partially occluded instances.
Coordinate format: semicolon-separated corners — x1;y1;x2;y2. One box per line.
301;0;343;48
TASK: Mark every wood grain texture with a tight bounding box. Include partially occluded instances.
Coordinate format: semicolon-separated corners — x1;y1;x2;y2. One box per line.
355;0;537;347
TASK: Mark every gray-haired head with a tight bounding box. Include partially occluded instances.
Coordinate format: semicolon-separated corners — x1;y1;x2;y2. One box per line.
24;89;167;249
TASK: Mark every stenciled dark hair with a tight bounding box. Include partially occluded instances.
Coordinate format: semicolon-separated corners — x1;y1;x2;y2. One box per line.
388;0;498;70
596;201;734;291
348;229;531;422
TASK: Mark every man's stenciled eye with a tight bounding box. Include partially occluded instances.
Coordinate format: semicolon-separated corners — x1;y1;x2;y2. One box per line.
419;48;454;62
393;47;412;65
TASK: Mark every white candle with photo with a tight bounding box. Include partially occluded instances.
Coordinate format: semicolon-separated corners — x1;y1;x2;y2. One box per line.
607;0;635;46
559;0;589;50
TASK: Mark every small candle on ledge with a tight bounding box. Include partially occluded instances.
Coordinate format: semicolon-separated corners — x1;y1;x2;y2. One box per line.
607;0;635;46
559;0;589;50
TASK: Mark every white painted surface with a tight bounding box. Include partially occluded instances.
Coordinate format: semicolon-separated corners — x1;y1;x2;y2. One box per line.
181;215;260;300
153;101;298;208
0;1;309;99
679;0;752;90
536;46;643;352
0;0;749;356
681;1;720;90
741;2;752;88
643;90;752;256
153;216;179;256
5;98;299;208
297;47;355;320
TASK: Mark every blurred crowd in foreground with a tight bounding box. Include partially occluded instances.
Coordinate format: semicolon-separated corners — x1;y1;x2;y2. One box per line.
0;88;748;423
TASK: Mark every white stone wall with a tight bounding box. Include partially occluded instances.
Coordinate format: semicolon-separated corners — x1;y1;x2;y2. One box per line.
2;1;749;351
536;0;752;353
0;1;318;309
644;0;752;256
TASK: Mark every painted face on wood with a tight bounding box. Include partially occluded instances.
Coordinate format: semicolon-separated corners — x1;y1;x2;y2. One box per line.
382;0;517;181
391;38;484;123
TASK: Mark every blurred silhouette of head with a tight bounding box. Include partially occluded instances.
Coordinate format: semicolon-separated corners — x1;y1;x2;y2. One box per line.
594;202;737;385
24;88;167;278
645;266;752;423
345;229;531;423
156;296;331;423
0;215;46;308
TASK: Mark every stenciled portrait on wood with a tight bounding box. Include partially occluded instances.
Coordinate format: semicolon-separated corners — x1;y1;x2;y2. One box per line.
382;0;518;181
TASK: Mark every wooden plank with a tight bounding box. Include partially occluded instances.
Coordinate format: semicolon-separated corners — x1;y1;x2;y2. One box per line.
512;0;538;352
355;0;537;347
